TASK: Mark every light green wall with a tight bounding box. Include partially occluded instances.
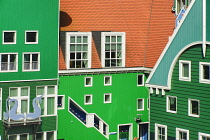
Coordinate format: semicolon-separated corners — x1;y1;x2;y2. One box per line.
58;72;149;140
0;0;59;81
150;45;210;140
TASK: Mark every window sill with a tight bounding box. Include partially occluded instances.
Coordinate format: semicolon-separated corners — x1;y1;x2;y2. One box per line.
179;77;191;81
167;110;177;114
23;69;40;72
0;70;18;73
3;42;16;45
200;79;210;84
188;114;199;118
137;109;144;111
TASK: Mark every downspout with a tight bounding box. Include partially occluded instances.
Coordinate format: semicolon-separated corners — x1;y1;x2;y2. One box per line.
202;0;206;57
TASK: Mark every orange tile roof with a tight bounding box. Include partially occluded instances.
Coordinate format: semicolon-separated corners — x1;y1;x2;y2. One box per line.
59;0;175;70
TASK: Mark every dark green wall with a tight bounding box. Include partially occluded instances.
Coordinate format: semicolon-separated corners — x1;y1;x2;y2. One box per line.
58;72;149;140
0;0;59;81
150;45;210;140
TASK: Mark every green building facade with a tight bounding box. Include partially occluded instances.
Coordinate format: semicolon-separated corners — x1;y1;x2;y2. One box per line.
146;0;210;139
0;0;59;139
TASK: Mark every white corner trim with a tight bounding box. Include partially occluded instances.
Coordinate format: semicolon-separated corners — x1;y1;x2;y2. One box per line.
202;0;206;57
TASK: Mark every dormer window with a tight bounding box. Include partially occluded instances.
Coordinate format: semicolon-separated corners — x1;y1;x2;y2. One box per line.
176;0;192;15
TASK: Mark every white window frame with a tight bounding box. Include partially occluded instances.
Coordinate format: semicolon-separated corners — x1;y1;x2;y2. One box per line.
155;123;167;140
0;53;18;72
8;133;29;140
9;87;30;114
166;95;177;113
137;98;144;111
84;77;92;87
199;132;210;140
25;30;38;44
3;31;16;44
23;52;40;71
57;95;65;110
36;85;57;116
118;123;133;140
101;32;126;68
199;62;210;84
176;128;189;140
66;32;92;69
84;94;92;105
36;131;56;140
0;89;2;120
188;98;199;117
104;76;112;86
104;93;112;104
147;98;150;110
137;74;144;86
179;60;191;81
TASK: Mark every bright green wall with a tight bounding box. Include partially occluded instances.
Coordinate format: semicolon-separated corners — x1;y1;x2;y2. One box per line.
150;45;210;140
0;80;57;139
0;0;59;81
58;72;149;140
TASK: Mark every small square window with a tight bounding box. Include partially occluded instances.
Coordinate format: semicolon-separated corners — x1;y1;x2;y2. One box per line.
85;77;92;87
166;96;177;113
179;60;191;81
3;31;16;44
57;95;64;109
104;76;112;86
137;74;144;86
188;99;199;117
104;93;112;103
137;98;144;111
25;31;38;44
84;94;92;105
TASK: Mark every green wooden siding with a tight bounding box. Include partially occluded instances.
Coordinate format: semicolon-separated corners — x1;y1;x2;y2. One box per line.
150;45;210;140
58;72;149;140
0;0;59;81
148;0;202;87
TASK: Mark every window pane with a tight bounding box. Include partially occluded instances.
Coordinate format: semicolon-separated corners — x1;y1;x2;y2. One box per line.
105;77;110;85
169;97;176;111
70;36;75;43
70;53;75;60
76;44;82;51
4;32;15;42
47;86;55;95
76;53;81;59
138;99;143;109
21;87;29;96
58;96;63;108
191;100;199;115
85;78;91;86
83;36;88;43
10;88;18;97
24;54;30;61
111;44;116;51
37;87;44;95
105;95;110;102
105;36;110;43
82;60;88;68
32;54;38;61
26;32;37;42
47;132;54;140
203;65;210;79
21;100;28;114
76;36;82;43
82;53;87;59
8;135;17;140
183;63;189;77
70;44;75;51
111;36;116;42
47;97;55;115
138;75;143;85
36;133;43;140
83;44;88;51
105;44;110;51
117;36;122;42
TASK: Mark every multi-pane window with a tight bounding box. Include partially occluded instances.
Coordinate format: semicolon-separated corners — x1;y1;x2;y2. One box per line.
176;128;189;140
188;99;199;117
9;87;29;114
85;77;92;87
0;53;17;72
104;76;112;86
179;60;191;81
25;31;38;44
137;98;144;111
3;31;16;44
167;96;177;113
199;132;210;140
104;93;112;103
137;74;144;86
36;86;57;116
84;94;92;105
36;131;55;140
155;124;167;140
199;62;210;83
23;53;39;71
101;32;125;67
66;32;91;69
8;133;28;140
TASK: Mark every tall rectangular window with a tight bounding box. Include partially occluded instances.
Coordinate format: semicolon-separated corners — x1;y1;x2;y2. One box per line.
25;31;38;44
137;74;144;86
188;99;199;117
137;98;144;111
101;32;125;67
36;86;57;116
0;53;17;72
84;94;92;105
104;93;112;103
166;96;177;113
176;128;189;140
85;77;92;87
179;60;191;81
104;76;112;86
155;124;167;140
57;95;65;109
9;87;29;114
23;53;40;71
3;31;16;44
66;32;92;69
199;62;210;83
